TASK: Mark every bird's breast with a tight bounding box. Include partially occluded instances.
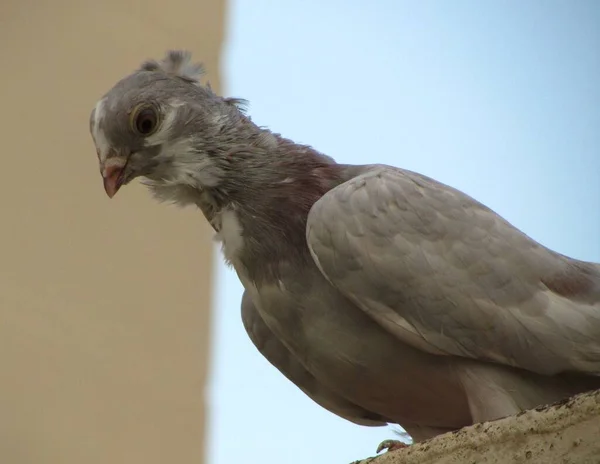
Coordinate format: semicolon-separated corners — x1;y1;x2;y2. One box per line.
236;269;472;428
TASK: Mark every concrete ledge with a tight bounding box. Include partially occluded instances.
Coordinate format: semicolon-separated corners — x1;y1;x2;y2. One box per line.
354;389;600;464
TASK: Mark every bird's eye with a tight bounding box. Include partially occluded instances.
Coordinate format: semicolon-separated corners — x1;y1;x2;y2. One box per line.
130;104;160;137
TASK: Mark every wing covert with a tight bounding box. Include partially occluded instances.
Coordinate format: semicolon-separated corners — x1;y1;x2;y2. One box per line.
306;166;600;375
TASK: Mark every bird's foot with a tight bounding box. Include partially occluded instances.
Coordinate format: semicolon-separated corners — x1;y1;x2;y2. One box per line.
376;439;410;454
349;440;410;464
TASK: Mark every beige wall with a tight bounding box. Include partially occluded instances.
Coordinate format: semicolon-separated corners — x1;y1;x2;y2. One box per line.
0;1;223;463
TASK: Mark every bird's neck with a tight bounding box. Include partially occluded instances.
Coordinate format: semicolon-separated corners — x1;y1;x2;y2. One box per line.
144;124;346;281
202;135;345;282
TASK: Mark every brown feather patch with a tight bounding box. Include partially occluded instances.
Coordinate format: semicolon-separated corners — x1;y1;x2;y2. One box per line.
542;261;599;299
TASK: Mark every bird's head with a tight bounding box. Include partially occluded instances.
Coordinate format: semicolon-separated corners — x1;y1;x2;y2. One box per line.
89;50;248;201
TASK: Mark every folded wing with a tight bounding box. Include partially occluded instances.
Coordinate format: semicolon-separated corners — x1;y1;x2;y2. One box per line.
306;165;600;376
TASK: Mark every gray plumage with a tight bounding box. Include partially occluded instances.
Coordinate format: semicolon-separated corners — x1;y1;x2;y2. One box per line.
90;50;600;444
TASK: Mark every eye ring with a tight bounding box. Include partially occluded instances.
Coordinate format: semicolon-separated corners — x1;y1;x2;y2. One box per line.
129;103;161;137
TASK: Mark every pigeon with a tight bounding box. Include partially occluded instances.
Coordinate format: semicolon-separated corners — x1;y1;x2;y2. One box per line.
89;50;600;449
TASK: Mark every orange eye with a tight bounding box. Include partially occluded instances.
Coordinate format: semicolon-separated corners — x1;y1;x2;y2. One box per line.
130;104;160;136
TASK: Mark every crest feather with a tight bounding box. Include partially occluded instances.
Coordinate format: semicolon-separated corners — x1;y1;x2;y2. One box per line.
140;50;205;84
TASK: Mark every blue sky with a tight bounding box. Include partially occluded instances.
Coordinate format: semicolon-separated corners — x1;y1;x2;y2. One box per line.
206;2;600;463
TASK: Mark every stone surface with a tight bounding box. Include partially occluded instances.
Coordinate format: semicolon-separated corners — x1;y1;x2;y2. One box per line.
353;389;600;464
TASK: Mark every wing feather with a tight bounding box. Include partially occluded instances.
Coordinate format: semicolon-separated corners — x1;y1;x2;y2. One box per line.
306;165;600;375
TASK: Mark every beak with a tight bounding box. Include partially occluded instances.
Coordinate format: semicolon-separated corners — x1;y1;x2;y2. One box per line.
100;157;127;199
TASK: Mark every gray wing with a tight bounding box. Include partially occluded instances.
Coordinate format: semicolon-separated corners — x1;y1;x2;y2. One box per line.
306;165;600;376
240;290;389;426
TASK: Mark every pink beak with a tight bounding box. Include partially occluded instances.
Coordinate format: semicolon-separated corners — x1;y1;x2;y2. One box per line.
100;154;127;199
102;164;124;198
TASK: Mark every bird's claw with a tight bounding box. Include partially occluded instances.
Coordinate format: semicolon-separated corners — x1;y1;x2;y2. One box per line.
348;439;410;464
376;439;409;454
